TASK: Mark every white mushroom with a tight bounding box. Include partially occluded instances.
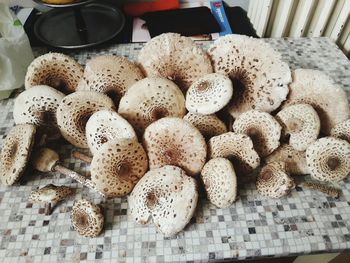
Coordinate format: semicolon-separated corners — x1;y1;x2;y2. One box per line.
330;119;350;142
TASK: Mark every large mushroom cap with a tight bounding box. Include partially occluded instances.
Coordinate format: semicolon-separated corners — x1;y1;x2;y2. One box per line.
56;91;115;148
86;110;137;155
138;33;213;92
71;199;104;238
0;124;36;186
143;117;207;176
90;138;148;198
232;110;281;157
207;34;291;118
283;69;350;135
25;53;83;94
306;137;350;182
276;103;320;151
208;132;260;175
185;73;233;114
330;119;350;142
201;158;237;208
118;77;186;136
129;165;198;237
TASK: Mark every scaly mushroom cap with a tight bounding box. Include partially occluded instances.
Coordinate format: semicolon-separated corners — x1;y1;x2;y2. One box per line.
183;112;227;139
86;110;137;155
265;144;309;175
0;124;36;186
208;132;260;175
232;110;281;157
25;53;83;94
90;139;148;198
129;165;198;237
138;33;213;92
256;162;295;198
185;73;233;114
201;158;237;208
207;34;291;118
56;91;115;148
306;137;350;182
29;184;74;203
71;199;104;238
330;119;350;142
143;117;207;176
77;55;144;106
283;69;350;135
276;103;320;151
118;77;186;136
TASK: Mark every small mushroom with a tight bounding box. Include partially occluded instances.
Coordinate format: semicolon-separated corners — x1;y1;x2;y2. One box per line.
300;181;341;198
201;158;237;208
330;119;350;142
276;103;320;151
129;165;198;237
29;184;75;215
143;117;207;176
185;73;233;114
71;199;104;238
256;162;295;198
306;137;350;182
232;110;281;157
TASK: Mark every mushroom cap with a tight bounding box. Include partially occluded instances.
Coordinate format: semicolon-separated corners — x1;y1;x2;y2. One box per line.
25;52;83;94
283;69;350;135
71;199;104;238
256;162;295;198
56;91;115;148
143;117;207;176
138;33;213;92
201;158;237;208
90;138;148;198
31;148;59;173
207;34;291;118
118;77;186;136
306;137;350;182
185;73;233;114
0;124;36;186
183;112;227;139
86;110;137;155
276;103;320;151
208;132;260;175
330;119;350;142
29;184;74;203
265;144;309;175
232;110;281;157
128;165;198;237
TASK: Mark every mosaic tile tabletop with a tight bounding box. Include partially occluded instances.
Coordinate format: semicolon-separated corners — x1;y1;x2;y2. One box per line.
1;37;350;263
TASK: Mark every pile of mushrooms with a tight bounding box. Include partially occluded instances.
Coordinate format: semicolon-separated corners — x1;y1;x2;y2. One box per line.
1;33;350;238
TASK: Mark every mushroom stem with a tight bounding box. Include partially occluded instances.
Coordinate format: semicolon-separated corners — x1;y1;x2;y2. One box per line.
300;181;341;198
72;151;92;163
44;202;52;215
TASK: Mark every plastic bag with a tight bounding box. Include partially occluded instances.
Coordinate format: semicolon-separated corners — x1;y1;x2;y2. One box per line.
0;4;34;99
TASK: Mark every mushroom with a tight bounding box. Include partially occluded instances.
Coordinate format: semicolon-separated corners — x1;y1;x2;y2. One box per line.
138;33;213;92
185;73;233;114
300;181;341;198
13;85;65;142
77;55;144;106
0;124;36;186
129;165;198;237
86;110;137;155
143;117;206;176
71;199;104;238
29;184;75;215
207;34;291;118
330;119;350;142
201;158;237;208
232;110;281;157
306;137;350;182
56;91;115;148
118;77;186;136
283;69;350;135
256;162;295;198
208;132;260;175
276;103;320;151
183;112;227;139
25;53;83;94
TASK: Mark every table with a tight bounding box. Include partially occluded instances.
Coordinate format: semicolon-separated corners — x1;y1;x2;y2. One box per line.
0;37;350;263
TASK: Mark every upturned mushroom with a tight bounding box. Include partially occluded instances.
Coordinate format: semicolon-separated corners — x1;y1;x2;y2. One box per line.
129;165;198;237
330;119;350;142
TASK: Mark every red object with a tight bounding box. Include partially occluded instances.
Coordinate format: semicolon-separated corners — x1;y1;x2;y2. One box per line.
123;0;180;17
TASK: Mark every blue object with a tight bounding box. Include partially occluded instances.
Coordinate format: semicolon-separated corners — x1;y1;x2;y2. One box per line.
210;0;232;36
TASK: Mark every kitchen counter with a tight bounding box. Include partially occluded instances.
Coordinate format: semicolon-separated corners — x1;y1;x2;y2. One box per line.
0;37;350;263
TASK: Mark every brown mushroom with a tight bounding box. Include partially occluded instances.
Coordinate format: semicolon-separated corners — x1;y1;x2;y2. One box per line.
300;181;341;198
330;119;350;142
